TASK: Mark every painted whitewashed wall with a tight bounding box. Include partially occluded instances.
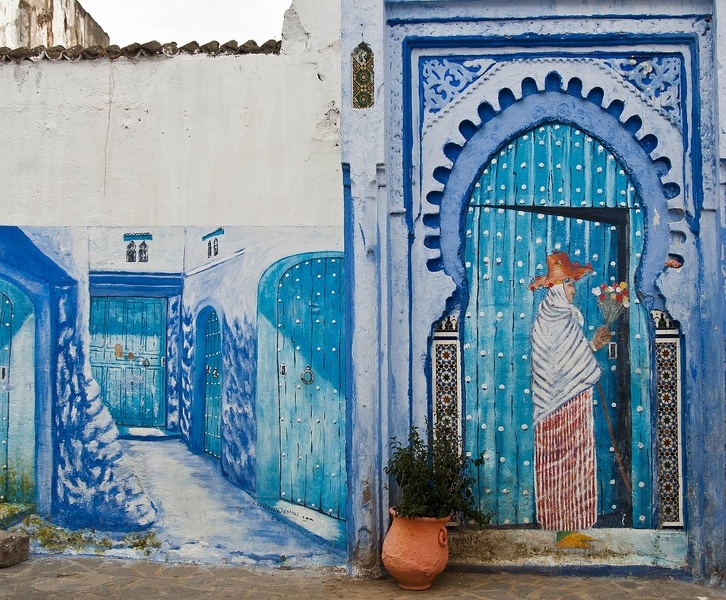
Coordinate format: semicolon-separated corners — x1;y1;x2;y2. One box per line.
0;0;341;227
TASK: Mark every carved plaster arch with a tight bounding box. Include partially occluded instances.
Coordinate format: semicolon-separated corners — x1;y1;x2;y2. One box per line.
415;59;692;309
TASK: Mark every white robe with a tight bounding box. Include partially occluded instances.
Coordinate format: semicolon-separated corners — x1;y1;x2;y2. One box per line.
530;284;601;425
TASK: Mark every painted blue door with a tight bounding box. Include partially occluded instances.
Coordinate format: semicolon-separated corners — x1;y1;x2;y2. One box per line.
276;257;346;519
0;281;35;506
90;297;167;427
203;310;222;459
462;123;651;527
0;292;11;503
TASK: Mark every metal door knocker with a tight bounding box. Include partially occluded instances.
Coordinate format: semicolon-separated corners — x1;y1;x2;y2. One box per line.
300;366;314;385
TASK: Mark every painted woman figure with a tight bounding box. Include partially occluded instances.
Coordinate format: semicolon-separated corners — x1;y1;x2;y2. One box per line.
528;252;611;536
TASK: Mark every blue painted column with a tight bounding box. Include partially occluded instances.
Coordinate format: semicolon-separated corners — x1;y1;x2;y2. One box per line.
342;0;387;577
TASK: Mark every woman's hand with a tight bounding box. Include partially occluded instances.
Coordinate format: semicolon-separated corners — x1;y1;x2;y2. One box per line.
591;325;612;351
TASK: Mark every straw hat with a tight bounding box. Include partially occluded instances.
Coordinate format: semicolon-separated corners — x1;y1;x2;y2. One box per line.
528;252;593;291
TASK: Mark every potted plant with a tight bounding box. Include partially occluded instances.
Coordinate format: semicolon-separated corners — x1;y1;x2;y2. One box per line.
382;417;491;590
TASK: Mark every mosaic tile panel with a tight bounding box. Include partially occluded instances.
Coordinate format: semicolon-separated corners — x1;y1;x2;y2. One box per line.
653;310;684;527
352;43;374;109
433;316;460;435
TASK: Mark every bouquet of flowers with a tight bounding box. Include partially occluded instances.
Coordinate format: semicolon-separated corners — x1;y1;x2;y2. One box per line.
592;282;630;327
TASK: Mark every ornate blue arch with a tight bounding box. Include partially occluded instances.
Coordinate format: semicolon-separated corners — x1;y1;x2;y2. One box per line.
425;90;679;307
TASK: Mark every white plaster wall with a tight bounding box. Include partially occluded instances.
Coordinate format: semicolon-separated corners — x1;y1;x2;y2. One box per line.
0;0;21;48
716;0;726;164
0;0;108;48
0;0;342;228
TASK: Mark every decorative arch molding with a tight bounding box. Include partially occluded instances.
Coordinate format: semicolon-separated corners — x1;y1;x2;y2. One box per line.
416;63;692;307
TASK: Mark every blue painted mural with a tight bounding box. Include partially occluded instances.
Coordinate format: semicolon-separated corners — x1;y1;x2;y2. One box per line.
0;225;346;565
0;227;158;531
256;252;347;547
461;123;651;532
90;296;168;428
0;280;35;505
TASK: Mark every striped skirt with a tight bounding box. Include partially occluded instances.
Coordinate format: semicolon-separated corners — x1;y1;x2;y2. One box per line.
534;389;597;531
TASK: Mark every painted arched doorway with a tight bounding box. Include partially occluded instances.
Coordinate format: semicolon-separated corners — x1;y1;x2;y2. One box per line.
0;279;36;506
256;252;347;545
192;306;223;459
202;309;222;459
461;122;651;528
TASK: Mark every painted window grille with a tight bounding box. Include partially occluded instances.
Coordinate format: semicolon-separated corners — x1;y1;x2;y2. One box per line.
203;228;224;260
651;309;684;527
124;233;152;263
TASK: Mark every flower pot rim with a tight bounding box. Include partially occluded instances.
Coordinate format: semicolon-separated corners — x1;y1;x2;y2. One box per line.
389;507;451;522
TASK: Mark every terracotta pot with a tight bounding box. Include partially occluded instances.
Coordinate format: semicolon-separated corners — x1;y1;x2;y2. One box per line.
381;507;450;591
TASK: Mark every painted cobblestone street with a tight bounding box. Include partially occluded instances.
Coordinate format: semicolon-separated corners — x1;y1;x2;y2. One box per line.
117;439;345;566
1;556;725;600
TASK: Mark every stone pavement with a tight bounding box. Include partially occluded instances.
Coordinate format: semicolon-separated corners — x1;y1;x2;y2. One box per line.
1;556;725;600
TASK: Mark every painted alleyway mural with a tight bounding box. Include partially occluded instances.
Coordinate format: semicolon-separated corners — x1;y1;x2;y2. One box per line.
0;226;346;564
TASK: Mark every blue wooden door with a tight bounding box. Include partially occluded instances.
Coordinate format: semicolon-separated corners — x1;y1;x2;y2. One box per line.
0;292;11;502
203;310;222;459
276;257;346;519
462;123;651;527
90;297;167;427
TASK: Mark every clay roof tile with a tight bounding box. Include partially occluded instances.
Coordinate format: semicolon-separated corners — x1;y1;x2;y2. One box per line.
0;38;280;62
